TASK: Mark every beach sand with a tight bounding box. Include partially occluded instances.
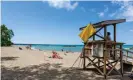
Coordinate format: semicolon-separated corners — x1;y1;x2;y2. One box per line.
1;46;132;80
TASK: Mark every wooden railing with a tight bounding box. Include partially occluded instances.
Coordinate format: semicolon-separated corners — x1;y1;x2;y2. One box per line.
84;47;133;65
122;49;133;65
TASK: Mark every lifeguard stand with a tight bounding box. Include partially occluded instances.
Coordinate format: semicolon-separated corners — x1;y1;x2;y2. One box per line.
79;19;126;78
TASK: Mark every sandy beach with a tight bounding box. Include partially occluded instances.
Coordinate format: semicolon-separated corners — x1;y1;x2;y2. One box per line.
1;46;132;80
2;0;133;80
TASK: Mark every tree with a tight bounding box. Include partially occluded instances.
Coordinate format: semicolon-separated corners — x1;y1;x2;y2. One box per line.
1;24;14;46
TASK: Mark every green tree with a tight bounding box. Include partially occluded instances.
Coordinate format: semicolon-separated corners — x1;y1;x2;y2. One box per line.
1;24;14;46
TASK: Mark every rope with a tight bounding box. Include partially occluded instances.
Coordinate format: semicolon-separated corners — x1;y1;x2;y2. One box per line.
78;57;82;67
98;31;104;38
70;54;81;68
65;53;81;71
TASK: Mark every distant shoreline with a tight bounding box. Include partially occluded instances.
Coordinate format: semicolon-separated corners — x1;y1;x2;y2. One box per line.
14;43;84;46
13;45;82;53
14;43;133;46
13;44;133;53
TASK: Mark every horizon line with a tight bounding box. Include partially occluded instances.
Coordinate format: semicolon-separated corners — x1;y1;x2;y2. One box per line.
14;43;133;45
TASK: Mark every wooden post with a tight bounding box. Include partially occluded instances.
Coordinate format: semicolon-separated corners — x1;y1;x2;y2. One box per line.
113;24;116;60
104;26;107;78
104;26;107;40
93;35;95;40
103;49;107;78
83;43;86;70
132;54;133;65
98;58;100;67
113;24;116;42
120;45;123;77
126;51;128;62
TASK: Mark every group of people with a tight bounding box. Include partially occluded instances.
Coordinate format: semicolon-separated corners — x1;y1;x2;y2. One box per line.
26;44;32;50
25;44;63;59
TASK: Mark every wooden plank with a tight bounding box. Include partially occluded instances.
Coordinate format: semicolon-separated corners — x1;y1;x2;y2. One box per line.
83;44;86;69
113;24;116;42
86;58;96;67
79;19;126;30
106;59;120;76
99;59;118;68
104;26;107;40
120;45;123;76
123;61;133;65
106;60;121;75
95;34;105;40
123;50;133;65
122;48;133;54
87;57;104;75
114;24;116;60
88;27;103;39
87;40;125;45
123;55;133;60
103;26;107;78
100;19;126;27
126;51;128;61
132;54;133;65
87;61;99;67
98;58;100;67
93;35;95;40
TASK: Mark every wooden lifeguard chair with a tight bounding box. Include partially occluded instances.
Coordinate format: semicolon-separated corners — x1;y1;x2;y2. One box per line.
79;19;126;78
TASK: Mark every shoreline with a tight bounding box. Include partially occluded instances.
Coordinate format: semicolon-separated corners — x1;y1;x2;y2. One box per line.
13;45;82;53
13;44;133;51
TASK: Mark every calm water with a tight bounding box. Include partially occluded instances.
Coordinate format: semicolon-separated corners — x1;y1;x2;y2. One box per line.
15;44;133;52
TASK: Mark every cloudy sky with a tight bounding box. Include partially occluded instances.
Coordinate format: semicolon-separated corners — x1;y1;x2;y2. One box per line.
1;1;133;44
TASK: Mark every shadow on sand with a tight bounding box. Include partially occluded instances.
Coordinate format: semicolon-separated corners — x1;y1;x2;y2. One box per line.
1;63;130;80
123;63;133;72
1;57;19;61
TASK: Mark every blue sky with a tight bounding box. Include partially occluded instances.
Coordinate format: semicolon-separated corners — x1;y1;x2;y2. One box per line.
1;1;133;45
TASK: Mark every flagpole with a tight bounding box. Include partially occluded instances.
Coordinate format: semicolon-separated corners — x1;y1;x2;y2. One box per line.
79;23;96;69
83;42;87;70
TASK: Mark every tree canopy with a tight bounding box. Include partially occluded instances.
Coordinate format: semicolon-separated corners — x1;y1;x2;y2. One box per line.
1;24;14;46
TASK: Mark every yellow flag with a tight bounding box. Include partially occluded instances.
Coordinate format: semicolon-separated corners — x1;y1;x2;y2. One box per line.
79;24;96;43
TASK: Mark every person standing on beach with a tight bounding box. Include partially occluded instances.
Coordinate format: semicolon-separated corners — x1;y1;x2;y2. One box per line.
26;44;32;50
61;48;64;52
29;44;32;49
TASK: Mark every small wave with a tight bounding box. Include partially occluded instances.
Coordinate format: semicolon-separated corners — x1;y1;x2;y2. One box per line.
31;47;36;50
124;48;130;50
63;45;76;47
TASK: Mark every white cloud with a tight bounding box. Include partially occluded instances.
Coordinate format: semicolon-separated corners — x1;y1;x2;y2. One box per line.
130;29;133;32
109;11;117;17
81;7;86;12
98;12;104;17
89;8;96;12
110;1;133;22
104;5;108;12
91;9;96;12
46;0;78;11
98;5;108;17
